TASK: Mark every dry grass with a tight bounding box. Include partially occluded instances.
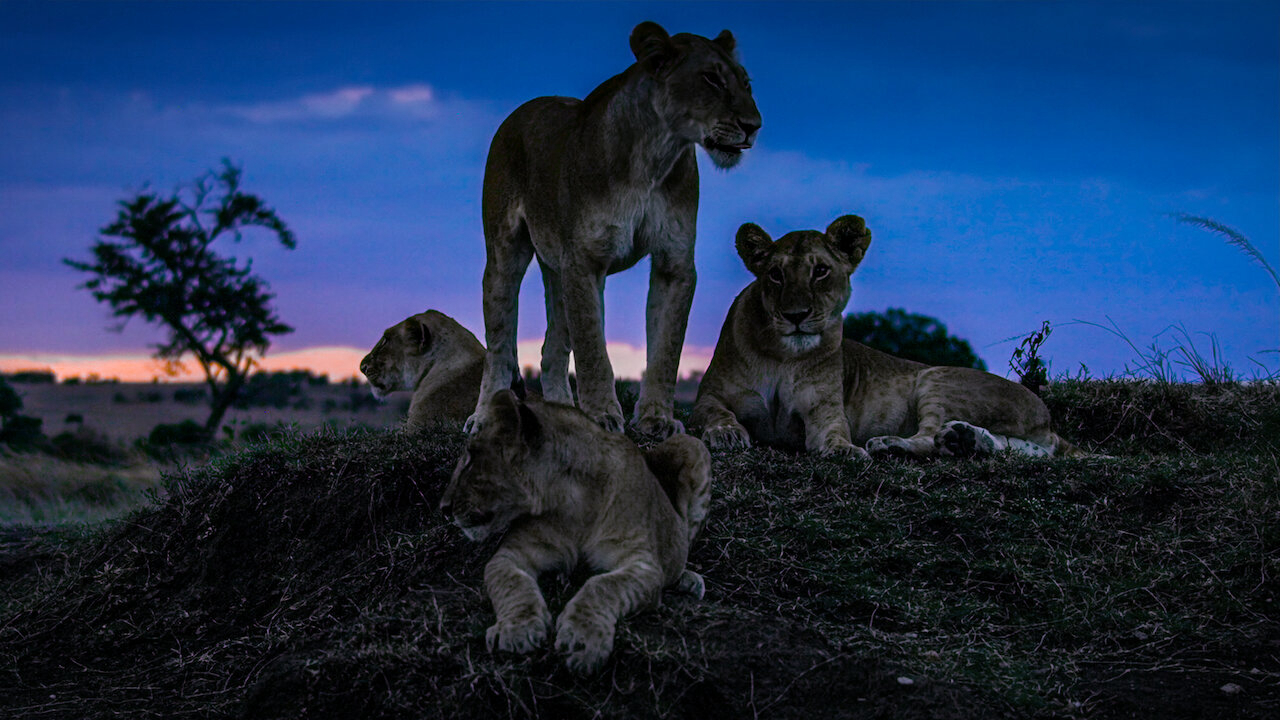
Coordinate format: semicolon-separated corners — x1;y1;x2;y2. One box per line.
0;452;164;525
0;382;1277;719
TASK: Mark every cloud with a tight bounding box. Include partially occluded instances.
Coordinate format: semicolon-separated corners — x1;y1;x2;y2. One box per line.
224;84;442;124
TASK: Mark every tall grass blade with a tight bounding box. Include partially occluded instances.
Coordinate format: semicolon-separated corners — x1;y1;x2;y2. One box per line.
1170;213;1280;291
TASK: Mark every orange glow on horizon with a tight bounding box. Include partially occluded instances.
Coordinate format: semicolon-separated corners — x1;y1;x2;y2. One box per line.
0;342;714;383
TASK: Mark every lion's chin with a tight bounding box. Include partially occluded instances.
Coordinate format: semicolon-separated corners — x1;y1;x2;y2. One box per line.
779;333;823;354
702;139;748;169
367;383;389;401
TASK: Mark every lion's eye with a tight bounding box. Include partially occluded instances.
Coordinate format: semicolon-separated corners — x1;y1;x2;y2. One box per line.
813;264;830;280
702;71;726;91
767;268;784;284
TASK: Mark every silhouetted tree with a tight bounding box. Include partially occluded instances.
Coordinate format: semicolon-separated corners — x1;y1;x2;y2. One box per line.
844;308;986;370
65;161;297;438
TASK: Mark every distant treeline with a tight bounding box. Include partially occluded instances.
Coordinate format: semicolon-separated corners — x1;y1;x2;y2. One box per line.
3;368;363;389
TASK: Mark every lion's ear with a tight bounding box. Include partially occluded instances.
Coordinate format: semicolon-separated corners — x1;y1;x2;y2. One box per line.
826;215;872;268
487;389;543;449
713;29;737;56
631;21;674;75
735;222;774;276
406;316;433;355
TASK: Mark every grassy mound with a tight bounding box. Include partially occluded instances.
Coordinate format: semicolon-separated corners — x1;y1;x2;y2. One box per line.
1;382;1278;719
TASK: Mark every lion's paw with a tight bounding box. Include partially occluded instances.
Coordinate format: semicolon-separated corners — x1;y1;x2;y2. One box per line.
463;412;484;435
820;441;871;460
935;421;996;457
866;435;914;458
592;411;626;434
702;424;751;451
554;612;614;675
485;613;550;656
632;414;686;439
672;569;705;600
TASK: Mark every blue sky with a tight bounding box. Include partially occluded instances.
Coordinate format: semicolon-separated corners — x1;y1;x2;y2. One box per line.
1;0;1277;380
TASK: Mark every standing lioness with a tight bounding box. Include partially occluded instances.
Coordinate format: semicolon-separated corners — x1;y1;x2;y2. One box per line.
691;216;1082;459
467;21;761;438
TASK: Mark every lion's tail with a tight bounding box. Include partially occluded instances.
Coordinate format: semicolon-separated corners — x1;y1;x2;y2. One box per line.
644;434;713;545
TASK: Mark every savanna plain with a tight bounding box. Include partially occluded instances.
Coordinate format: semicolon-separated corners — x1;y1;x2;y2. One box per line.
0;370;1277;719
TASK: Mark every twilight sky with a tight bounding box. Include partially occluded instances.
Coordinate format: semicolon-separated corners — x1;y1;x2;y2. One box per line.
1;0;1277;382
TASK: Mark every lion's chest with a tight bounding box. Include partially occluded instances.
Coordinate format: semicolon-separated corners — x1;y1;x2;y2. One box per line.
736;374;808;449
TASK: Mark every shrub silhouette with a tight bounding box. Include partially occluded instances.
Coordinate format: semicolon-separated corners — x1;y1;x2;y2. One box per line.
843;308;986;369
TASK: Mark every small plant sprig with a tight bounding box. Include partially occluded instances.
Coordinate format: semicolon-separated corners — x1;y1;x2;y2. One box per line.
1009;320;1052;395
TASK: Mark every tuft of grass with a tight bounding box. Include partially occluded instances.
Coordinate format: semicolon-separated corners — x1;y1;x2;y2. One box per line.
0;452;164;525
0;389;1277;719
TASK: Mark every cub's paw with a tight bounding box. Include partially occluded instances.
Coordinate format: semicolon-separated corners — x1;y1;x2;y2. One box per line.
462;411;485;435
632;414;686;439
935;421;996;457
866;435;914;458
485;613;550;655
820;441;871;460
672;569;705;600
554;612;614;675
702;424;751;451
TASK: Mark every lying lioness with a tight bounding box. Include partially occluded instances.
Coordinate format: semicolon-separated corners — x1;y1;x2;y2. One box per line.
441;390;712;674
359;310;483;429
691;215;1082;459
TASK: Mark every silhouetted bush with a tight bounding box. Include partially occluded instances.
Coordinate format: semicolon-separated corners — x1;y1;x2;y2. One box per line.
173;388;207;405
4;370;56;384
146;420;208;447
0;415;46;448
844;308;986;369
51;429;131;466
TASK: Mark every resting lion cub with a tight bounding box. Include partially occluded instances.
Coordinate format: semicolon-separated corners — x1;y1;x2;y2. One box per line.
359;310;483;429
440;390;712;674
691;215;1082;459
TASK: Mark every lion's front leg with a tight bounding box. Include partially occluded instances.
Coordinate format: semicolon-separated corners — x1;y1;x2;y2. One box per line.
483;547;553;655
554;557;665;674
561;264;624;432
690;391;752;451
803;395;868;459
633;251;696;438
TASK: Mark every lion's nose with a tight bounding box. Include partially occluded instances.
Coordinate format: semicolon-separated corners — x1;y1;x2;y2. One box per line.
738;118;761;142
782;309;810;326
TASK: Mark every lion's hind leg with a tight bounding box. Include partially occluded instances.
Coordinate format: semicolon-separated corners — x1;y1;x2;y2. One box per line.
933;420;1054;458
643;434;712;544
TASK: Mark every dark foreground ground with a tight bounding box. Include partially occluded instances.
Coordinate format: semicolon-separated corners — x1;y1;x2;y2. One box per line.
0;380;1277;719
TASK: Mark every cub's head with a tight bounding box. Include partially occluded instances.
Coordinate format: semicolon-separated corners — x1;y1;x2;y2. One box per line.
736;215;872;354
630;21;761;168
440;390;545;542
360;310;473;400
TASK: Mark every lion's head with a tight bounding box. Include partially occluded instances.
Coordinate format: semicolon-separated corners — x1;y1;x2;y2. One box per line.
735;215;872;354
440;390;546;542
630;21;761;169
359;310;475;400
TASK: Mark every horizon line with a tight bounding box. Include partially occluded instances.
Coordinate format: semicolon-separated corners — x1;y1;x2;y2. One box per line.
0;341;716;384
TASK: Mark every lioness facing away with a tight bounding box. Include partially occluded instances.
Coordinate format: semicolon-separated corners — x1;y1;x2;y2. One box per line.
467;21;761;438
691;216;1083;459
359;310;483;429
441;390;712;674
